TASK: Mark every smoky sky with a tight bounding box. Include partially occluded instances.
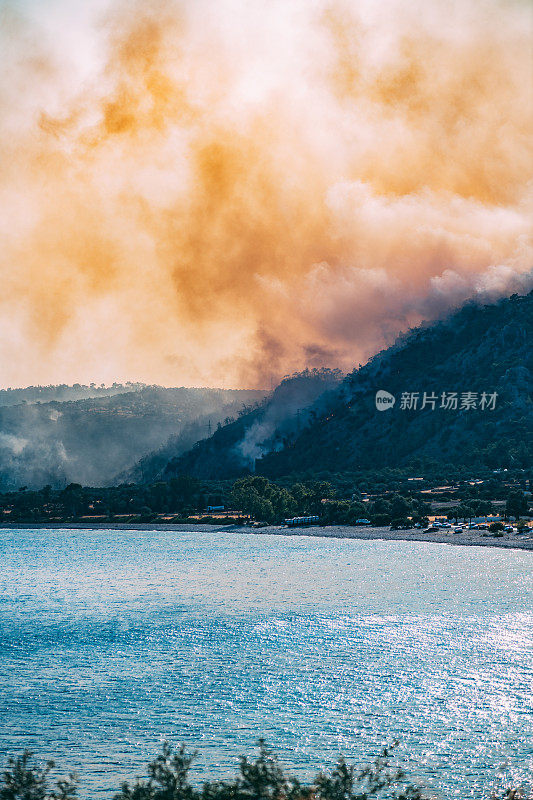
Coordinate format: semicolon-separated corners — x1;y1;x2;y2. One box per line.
0;0;531;388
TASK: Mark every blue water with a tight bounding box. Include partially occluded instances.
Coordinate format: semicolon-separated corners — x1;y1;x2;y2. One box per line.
0;528;532;798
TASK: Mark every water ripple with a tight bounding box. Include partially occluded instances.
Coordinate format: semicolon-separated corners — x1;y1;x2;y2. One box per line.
0;528;531;798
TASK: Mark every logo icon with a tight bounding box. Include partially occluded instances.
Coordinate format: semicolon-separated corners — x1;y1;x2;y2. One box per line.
375;390;396;411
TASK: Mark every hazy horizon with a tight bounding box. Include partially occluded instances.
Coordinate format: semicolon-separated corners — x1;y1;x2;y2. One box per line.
0;380;270;391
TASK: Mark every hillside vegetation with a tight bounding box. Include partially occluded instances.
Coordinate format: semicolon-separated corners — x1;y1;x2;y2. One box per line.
258;292;532;477
162;292;532;481
0;387;265;489
161;369;343;481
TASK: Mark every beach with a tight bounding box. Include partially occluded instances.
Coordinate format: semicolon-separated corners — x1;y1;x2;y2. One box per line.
2;522;533;550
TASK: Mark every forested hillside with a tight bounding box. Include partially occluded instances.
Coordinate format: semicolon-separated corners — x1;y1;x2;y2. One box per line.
0;383;143;406
258;292;532;476
161;369;343;480
0;386;265;489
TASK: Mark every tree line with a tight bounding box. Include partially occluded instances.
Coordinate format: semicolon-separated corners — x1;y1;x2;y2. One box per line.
0;472;530;528
0;741;527;800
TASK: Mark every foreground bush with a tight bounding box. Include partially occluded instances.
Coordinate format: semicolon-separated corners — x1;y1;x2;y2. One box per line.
0;742;530;800
0;750;77;800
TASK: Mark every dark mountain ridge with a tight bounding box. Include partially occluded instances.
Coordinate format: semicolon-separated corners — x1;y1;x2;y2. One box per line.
159;368;344;481
164;292;532;480
258;291;532;476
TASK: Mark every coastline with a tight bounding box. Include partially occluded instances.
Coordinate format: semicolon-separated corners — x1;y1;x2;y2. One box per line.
1;521;533;551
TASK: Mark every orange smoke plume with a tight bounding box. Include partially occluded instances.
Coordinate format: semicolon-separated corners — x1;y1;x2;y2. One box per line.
0;0;531;387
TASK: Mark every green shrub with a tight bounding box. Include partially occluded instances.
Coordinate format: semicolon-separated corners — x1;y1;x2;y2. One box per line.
0;751;77;800
489;522;504;532
1;742;530;800
371;514;391;527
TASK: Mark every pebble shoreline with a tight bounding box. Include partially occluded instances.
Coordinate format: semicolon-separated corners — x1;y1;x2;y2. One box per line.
2;522;532;550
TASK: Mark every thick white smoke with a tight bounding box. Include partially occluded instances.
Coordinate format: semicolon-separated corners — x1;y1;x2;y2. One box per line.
0;0;531;387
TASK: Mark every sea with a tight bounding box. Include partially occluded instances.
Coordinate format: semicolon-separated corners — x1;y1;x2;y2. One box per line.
0;527;532;798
